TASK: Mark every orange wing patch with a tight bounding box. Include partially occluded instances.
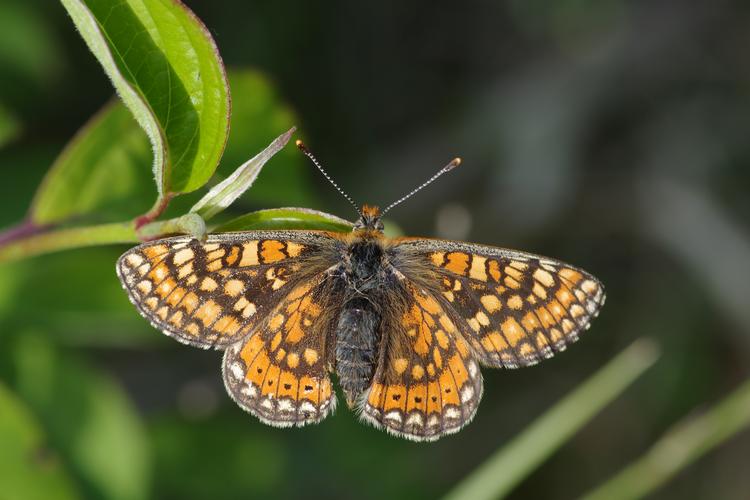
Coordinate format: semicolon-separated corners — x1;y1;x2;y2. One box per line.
223;279;337;427
117;234;322;349
361;285;482;441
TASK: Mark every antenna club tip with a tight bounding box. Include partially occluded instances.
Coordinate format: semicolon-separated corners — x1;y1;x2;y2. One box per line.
444;157;461;171
295;139;304;148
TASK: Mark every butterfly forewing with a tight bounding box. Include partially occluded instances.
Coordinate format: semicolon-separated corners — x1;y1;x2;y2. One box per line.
391;239;606;369
116;231;341;349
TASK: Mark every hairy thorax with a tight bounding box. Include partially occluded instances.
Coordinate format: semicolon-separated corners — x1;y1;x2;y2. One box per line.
334;232;387;407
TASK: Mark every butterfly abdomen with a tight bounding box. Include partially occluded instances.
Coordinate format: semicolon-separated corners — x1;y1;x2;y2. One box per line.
335;297;381;407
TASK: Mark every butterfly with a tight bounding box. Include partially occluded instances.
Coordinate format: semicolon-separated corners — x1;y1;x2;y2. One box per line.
116;141;605;441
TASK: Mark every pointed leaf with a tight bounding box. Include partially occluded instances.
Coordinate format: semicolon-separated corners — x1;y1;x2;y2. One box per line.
191;127;296;220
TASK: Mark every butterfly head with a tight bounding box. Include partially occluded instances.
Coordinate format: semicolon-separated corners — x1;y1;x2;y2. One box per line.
353;204;384;232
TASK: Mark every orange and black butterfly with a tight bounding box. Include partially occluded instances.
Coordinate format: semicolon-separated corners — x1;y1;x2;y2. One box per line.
116;142;605;441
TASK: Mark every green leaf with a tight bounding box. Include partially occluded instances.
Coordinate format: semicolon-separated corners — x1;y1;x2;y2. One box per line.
0;1;63;88
580;376;750;500
214;207;354;233
11;334;150;500
0;102;20;148
443;339;660;500
0;381;80;500
60;0;230;196
191;127;296;220
29;102;153;225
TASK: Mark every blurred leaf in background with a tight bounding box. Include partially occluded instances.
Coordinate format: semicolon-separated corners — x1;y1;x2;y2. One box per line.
0;381;80;500
0;103;20;148
3;333;149;500
30;102;153;225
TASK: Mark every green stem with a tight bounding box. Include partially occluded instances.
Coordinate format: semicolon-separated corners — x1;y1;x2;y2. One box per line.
138;213;206;241
579;377;750;500
443;338;661;500
134;192;174;229
0;221;138;263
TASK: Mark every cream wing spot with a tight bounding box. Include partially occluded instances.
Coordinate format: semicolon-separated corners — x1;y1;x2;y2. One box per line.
286;353;300;368
242;302;257;318
533;268;555;288
469;256;487;281
173;248;194;266
136;280;152;295
507;295;523;310
200;277;218;292
239;242;259;266
286;242;304;257
480;294;502;313
303;348;319;366
394;358;408;374
532;282;548;300
224;279;245;297
126;254;144;267
475;311;490;326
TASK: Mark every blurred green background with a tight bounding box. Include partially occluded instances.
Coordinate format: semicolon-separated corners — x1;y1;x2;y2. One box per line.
1;1;749;499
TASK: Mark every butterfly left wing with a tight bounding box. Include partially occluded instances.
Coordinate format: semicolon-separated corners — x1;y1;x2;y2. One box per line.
389;238;606;369
360;282;483;441
223;274;341;427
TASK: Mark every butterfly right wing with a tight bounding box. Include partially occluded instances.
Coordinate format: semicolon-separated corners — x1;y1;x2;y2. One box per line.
359;281;483;441
116;231;343;349
391;238;606;369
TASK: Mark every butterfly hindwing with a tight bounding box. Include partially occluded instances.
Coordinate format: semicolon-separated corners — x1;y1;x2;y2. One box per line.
116;231;342;349
223;276;340;427
391;239;606;369
360;282;483;441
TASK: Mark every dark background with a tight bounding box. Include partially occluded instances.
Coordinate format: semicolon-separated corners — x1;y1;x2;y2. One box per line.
1;0;749;498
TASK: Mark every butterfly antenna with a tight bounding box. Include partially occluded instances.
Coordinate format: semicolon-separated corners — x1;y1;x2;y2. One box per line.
381;157;462;215
296;140;362;217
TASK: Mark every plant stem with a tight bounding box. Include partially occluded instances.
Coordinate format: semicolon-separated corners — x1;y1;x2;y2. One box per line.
138;213;206;241
0;220;48;246
0;221;138;263
443;338;660;500
134;193;174;229
579;377;750;500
